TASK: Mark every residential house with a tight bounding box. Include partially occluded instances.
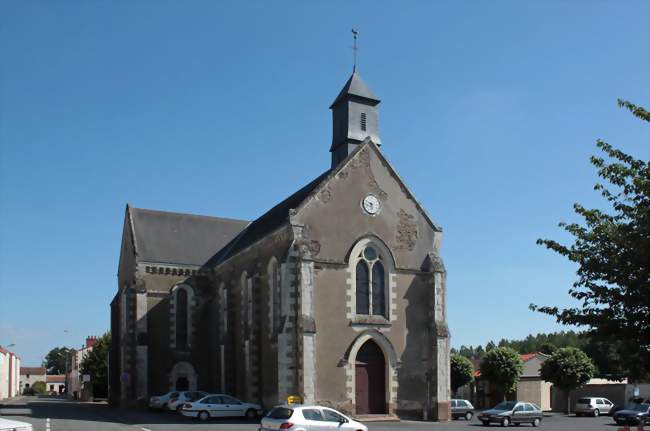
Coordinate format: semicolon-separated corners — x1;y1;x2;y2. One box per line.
19;367;46;394
67;336;97;400
46;375;66;395
0;346;21;399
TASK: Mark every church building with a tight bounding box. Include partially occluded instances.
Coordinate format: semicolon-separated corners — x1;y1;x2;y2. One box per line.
109;72;451;420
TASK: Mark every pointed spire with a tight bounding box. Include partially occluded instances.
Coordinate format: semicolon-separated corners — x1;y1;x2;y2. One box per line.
329;72;381;168
329;72;380;109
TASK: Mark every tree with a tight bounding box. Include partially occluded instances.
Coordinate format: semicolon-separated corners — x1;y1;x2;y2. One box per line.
485;341;497;352
31;381;46;395
80;332;110;398
450;354;475;396
539;343;557;355
531;100;650;382
540;347;595;414
479;347;523;401
43;347;71;375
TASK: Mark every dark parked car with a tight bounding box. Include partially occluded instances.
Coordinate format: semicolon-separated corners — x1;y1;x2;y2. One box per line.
613;403;650;426
451;399;475;420
477;401;543;427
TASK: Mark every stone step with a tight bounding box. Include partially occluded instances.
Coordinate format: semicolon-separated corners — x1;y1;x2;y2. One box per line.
354;414;399;422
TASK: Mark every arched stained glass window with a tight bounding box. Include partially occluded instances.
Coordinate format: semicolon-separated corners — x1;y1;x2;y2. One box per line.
356;261;370;315
372;261;386;318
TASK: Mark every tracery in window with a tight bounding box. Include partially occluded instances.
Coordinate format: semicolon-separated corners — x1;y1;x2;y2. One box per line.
355;245;387;318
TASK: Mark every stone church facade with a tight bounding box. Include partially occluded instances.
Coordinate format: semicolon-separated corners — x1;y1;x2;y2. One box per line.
109;72;451;420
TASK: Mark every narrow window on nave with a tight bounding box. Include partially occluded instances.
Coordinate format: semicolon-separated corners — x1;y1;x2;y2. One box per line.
272;262;280;334
356;260;370;314
176;288;188;349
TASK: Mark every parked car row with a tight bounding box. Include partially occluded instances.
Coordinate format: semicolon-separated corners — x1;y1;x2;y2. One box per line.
450;396;650;427
148;391;262;420
148;392;368;430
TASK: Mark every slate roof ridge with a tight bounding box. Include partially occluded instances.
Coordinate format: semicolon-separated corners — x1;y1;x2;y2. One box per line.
130;205;249;225
206;169;332;268
127;205;249;266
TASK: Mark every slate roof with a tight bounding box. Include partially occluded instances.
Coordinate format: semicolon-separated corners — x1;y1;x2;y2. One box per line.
129;207;249;266
20;367;45;375
206;169;332;267
330;72;380;108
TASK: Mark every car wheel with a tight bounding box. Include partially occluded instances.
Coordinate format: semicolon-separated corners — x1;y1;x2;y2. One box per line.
593;409;599;417
532;418;540;427
245;408;257;420
198;411;210;421
465;412;473;421
482;420;490;426
161;403;167;410
501;417;510;427
176;405;182;413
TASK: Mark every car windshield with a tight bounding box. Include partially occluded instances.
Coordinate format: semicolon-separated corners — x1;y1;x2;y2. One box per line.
493;401;517;411
267;407;293;419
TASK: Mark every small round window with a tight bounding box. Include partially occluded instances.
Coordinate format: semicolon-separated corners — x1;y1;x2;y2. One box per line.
363;246;378;261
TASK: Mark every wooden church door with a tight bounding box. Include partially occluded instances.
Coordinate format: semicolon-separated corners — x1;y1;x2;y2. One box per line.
355;340;386;414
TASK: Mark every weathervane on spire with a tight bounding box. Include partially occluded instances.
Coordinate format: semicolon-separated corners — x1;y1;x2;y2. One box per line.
352;29;359;72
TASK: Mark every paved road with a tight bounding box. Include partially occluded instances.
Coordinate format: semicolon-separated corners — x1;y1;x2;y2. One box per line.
0;396;631;431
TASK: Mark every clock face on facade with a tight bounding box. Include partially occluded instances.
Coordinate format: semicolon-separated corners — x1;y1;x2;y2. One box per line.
362;194;381;215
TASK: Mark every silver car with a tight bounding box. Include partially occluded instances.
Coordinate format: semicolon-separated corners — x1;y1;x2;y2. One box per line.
575;397;614;416
181;394;263;420
148;391;179;409
260;405;368;431
477;401;543;427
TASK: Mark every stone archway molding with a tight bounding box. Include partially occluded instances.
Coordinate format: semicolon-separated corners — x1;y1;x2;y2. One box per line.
343;329;399;414
170;361;197;392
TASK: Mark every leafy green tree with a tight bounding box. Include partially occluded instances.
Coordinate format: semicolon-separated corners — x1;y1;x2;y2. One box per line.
531;100;650;382
540;347;595;414
450;354;475;396
480;347;523;401
485;341;497;352
80;332;110;398
31;381;46;394
583;337;627;381
539;343;557;355
43;347;71;375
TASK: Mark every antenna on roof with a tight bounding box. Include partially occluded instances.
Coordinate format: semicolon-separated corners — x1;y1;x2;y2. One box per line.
351;29;359;73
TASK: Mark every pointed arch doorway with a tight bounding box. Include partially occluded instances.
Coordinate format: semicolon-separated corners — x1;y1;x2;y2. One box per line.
355;340;387;414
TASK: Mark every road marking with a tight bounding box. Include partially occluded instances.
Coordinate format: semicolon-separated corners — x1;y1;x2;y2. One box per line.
140;428;151;431
46;417;51;431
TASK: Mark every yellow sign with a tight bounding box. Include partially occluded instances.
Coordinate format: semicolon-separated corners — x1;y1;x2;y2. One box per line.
287;395;302;405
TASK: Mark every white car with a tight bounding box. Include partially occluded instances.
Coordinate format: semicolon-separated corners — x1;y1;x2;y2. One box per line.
148;391;179;409
181;394;263;420
0;417;33;431
260;405;368;431
167;390;207;413
575;397;614;416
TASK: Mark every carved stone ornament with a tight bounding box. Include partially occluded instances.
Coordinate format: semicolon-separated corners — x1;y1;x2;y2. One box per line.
319;187;331;203
396;209;418;251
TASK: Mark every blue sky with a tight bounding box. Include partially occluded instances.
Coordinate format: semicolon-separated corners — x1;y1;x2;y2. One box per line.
1;1;648;366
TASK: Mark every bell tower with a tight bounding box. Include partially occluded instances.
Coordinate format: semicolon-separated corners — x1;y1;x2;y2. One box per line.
329;72;381;168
